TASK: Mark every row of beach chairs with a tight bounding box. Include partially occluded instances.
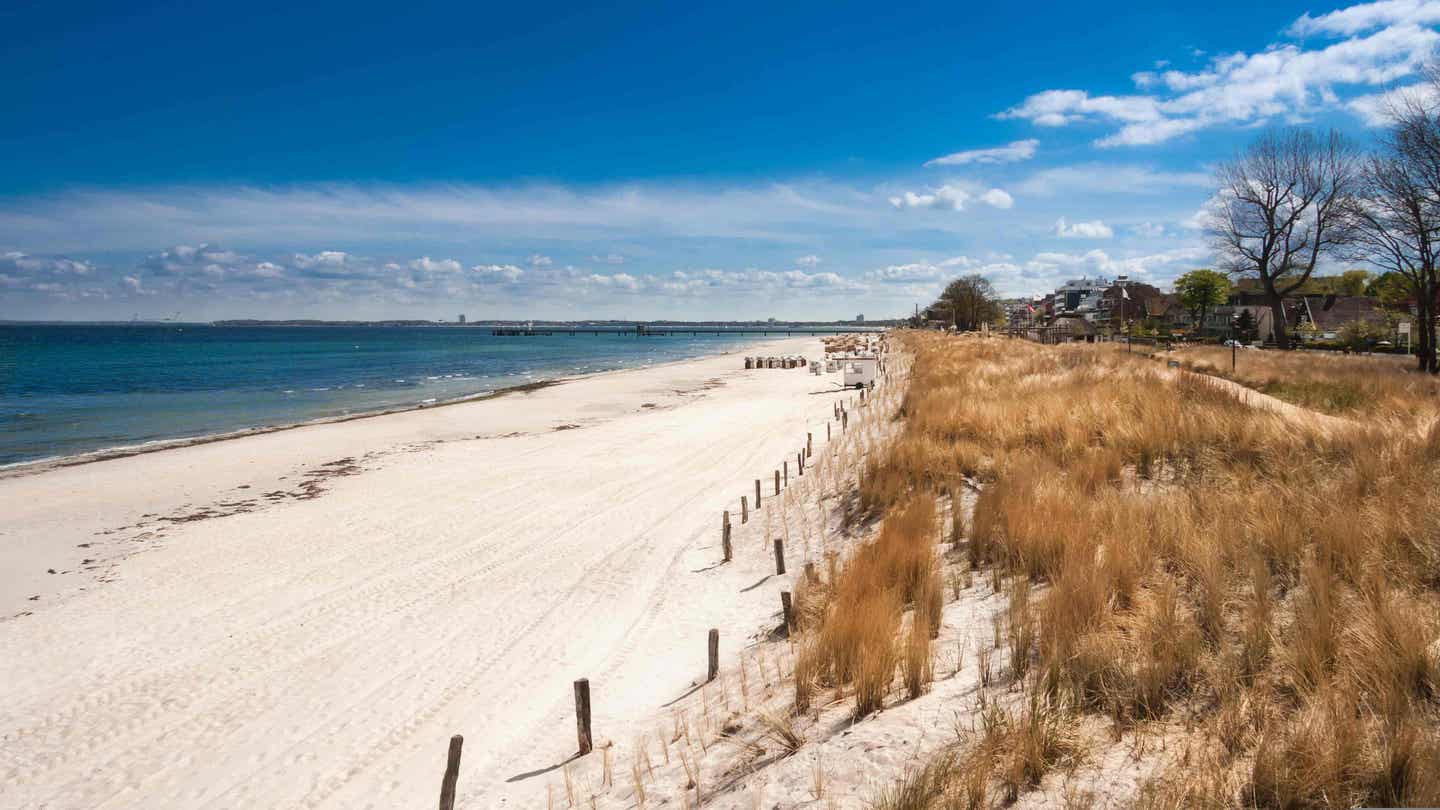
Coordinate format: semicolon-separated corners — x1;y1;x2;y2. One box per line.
744;356;808;369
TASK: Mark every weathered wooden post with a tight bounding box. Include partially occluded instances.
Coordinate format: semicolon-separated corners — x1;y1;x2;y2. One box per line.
722;510;732;562
783;461;788;486
807;432;812;458
438;734;463;810
804;561;817;583
827;421;831;441
707;628;719;681
774;470;780;495
741;495;748;524
797;451;804;476
773;538;786;575
755;479;762;508
842;410;848;431
780;591;794;631
574;679;593;755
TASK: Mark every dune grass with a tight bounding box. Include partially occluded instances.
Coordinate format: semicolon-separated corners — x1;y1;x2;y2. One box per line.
793;493;942;719
856;332;1440;808
1174;345;1440;419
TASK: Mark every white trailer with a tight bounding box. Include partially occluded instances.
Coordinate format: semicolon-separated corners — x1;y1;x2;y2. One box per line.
842;356;878;389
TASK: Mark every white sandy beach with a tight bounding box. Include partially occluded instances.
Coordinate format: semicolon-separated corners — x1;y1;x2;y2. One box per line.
0;336;854;809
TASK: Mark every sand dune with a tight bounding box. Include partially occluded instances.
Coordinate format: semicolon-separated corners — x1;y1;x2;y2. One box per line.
0;337;846;808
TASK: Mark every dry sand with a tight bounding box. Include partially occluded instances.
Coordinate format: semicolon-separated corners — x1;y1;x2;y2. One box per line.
0;336;852;808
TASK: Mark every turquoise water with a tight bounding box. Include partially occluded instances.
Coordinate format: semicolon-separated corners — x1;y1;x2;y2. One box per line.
0;324;801;466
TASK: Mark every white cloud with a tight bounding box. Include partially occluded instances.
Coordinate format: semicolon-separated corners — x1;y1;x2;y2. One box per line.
978;189;1015;209
584;272;640;290
528;253;553;267
866;262;952;283
1017;246;1211;288
795;254;821;267
888;184;1014;212
292;250;350;269
1000;3;1440;145
862;255;1028;301
408;256;463;274
923;139;1038;167
3;251;95;276
1000;90;1163;128
1133;221;1167;238
0;181;949;258
1054;217;1115;238
888;185;972;211
1289;0;1440;36
1015;164;1212;196
1182;192;1227;230
472;263;525;282
590;253;625;264
1347;81;1440;124
576;267;861;297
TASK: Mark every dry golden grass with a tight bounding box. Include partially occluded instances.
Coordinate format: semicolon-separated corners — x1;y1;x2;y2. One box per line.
1174;344;1440;419
792;494;943;718
868;691;1085;809
852;332;1440;808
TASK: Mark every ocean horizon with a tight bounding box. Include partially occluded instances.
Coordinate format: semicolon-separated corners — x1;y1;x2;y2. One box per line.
0;323;807;466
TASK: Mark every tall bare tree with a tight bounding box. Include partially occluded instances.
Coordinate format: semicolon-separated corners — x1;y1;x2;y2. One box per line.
1361;67;1440;373
1208;128;1361;347
1348;150;1439;372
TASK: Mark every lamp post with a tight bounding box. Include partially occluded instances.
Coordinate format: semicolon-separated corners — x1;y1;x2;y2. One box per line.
1231;312;1240;373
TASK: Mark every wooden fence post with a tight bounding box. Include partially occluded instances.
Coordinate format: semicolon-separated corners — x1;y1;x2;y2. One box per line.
438;734;463;810
707;628;719;682
755;479;762;509
774;470;780;495
722;511;732;562
797;451;804;476
807;433;812;458
842;410;848;431
804;561;817;583
741;495;748;524
783;461;788;486
574;679;593;755
827;421;831;441
781;591;794;631
773;538;786;575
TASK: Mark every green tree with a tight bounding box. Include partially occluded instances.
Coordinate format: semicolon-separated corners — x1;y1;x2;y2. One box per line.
1174;269;1232;332
1337;269;1372;296
1338;318;1389;351
933;275;1001;332
1365;271;1413;308
1235;308;1258;342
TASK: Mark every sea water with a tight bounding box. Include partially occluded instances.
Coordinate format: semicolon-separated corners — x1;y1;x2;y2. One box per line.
0;324;798;466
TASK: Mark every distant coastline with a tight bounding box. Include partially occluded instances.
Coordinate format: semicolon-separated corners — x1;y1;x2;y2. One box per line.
1;325;843;470
2;318;896;328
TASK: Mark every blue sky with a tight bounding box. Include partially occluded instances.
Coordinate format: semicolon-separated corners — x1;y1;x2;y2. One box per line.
3;0;1437;320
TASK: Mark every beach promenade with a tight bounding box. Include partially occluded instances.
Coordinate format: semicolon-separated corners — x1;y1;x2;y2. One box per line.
0;336;841;808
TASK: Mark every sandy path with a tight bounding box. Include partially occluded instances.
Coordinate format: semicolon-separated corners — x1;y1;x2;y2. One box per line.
0;336;850;809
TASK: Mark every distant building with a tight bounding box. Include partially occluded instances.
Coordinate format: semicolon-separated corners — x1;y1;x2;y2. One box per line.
458;314;466;324
1052;316;1098;343
1053;277;1112;319
856;314;865;323
768;317;778;325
